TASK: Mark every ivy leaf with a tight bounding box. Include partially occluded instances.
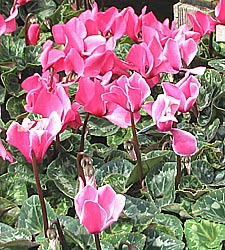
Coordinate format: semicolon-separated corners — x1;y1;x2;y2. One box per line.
6;96;26;119
145;162;176;208
126;150;169;186
193;188;225;223
191;160;215;184
0;197;20;226
0;85;6;104
0;173;28;205
17;195;56;235
103;173;129;193
1;68;25;97
208;59;225;74
47;153;78;199
144;228;185;250
184;219;225;250
153;213;183;240
19;0;57;21
103;232;146;250
0;224;39;250
58;216;94;249
95;159;135;187
88;115;119;137
0;36;25;69
124;195;159;223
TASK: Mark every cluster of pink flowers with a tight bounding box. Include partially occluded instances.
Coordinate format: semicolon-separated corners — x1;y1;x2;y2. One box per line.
2;0;225;236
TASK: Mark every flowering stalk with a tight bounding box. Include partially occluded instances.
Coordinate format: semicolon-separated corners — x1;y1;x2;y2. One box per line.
31;150;48;237
94;234;102;250
80;113;90;152
50;218;68;250
77;152;86;187
130;111;143;183
175;155;182;188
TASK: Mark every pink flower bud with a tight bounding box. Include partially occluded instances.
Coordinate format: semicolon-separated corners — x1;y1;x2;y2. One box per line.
75;184;126;234
27;22;40;45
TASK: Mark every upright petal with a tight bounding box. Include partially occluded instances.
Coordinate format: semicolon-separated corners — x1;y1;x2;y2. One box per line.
171;128;197;156
75;185;98;218
81;201;107;234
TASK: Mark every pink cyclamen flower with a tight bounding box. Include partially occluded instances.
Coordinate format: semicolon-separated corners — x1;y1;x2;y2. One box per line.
6;111;62;163
143;94;180;132
75;73;112;117
27;22;40;45
188;11;216;37
162;74;201;112
171;128;198;156
22;71;82;131
75;184;126;234
215;0;225;24
0;139;13;163
103;72;151;127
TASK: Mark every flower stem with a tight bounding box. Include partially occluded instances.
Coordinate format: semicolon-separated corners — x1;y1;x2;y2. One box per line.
50;218;68;250
130;111;143;183
94;234;102;250
209;32;213;58
80;113;90;152
77;152;86;186
175;155;182;188
31;150;48;237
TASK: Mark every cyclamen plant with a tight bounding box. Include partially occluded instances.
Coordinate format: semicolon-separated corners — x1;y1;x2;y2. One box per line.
1;0;225;249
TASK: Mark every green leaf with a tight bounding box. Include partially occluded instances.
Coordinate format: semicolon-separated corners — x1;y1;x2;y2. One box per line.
107;127;133;146
109;220;133;234
103;232;146;250
0;36;25;69
95;159;135;187
0;173;28;205
0;224;36;250
204;118;221;141
124;195;159;222
192;160;215;184
115;42;132;60
208;59;225;74
58;216;94;249
6;96;26;119
145;162;176;208
0;85;6;104
126;150;169;186
0;197;20;226
153;213;183;240
103;173;129;193
88;115;119;137
184;219;225;250
47;153;78;198
17;195;56;235
1;68;25;97
144;228;185;250
20;0;57;21
60;133;93;155
161;203;192;219
193;188;225;223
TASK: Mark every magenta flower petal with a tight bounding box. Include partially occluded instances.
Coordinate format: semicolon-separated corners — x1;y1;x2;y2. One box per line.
104;193;126;230
171;128;198;156
27;23;40;45
75;185;98;218
98;185;117;219
6;121;31;162
0;140;13;163
0;14;6;36
81;201;107;234
215;0;225;23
